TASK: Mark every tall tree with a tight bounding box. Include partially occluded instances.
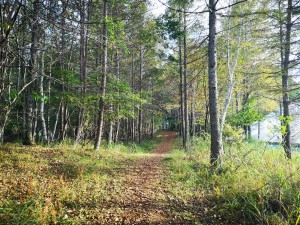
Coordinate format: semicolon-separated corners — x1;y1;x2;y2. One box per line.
76;0;89;143
179;14;185;146
0;0;22;143
138;46;143;144
208;0;222;167
183;9;189;150
24;0;40;145
281;0;292;159
95;0;108;150
220;5;242;133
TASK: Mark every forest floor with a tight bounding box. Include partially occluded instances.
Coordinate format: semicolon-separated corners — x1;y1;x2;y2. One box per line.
1;131;299;225
100;131;195;224
0;131;202;225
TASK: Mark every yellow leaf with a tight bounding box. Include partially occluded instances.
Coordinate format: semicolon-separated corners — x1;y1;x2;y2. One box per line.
214;186;221;196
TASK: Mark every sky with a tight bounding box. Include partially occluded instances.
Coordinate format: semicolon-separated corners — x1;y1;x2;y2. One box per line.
148;0;230;31
149;0;166;17
149;0;231;17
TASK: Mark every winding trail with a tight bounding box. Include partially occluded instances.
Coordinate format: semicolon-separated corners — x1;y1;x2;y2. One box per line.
103;131;186;224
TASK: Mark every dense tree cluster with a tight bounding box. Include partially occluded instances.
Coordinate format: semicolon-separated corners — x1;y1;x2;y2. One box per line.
0;0;166;147
158;0;299;164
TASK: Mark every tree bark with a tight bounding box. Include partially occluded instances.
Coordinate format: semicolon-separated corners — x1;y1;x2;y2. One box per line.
0;112;9;144
24;0;39;145
220;14;242;153
151;77;154;138
40;49;48;142
130;52;136;141
282;0;292;159
0;2;22;143
108;108;114;146
179;24;185;147
114;51;121;143
183;11;189;150
76;0;88;143
59;9;67;142
94;0;108;150
190;83;195;137
52;100;61;141
208;0;222;167
220;16;242;132
138;47;143;144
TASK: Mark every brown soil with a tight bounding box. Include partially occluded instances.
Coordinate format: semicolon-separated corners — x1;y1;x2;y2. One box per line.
101;131;191;225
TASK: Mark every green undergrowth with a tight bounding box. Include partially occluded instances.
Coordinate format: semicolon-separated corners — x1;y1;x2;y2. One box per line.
164;137;300;225
0;136;160;225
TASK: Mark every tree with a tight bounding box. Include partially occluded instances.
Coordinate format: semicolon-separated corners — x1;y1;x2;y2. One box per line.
158;0;194;150
281;0;292;159
220;3;243;133
208;0;222;167
0;0;23;143
95;0;108;150
24;0;40;145
76;0;89;144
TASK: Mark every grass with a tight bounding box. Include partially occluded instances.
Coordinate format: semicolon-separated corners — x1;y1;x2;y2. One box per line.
164;137;300;225
1;133;300;225
0;137;160;225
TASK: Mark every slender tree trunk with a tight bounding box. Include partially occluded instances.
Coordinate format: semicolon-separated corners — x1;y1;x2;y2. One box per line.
151;77;154;138
126;118;130;141
0;126;4;144
60;103;67;140
76;0;88;143
179;27;185;147
178;108;182;136
183;11;189;150
0;36;9;143
0;112;9;144
242;75;250;140
59;12;66;142
0;0;22;143
208;0;222;167
94;0;108;150
108;48;114;147
114;51;121;143
190;83;195;137
52;101;61;141
40;49;48;142
282;0;292;159
19;32;26;141
130;52;136;141
205;102;209;133
138;47;143;144
108;110;113;146
248;125;251;138
220;15;242;153
24;0;39;145
115;119;120;143
220;16;242;132
33;103;38;141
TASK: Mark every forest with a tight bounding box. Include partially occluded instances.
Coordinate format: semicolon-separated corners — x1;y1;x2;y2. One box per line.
1;0;300;224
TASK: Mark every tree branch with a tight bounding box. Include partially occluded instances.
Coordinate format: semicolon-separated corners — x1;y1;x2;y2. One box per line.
216;0;247;12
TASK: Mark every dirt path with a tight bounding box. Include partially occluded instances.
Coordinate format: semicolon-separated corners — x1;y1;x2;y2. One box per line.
102;131;186;224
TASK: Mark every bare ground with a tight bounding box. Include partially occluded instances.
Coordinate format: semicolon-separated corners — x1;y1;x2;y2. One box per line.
100;132;194;225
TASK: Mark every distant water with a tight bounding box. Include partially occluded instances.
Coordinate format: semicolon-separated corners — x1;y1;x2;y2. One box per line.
251;104;300;144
